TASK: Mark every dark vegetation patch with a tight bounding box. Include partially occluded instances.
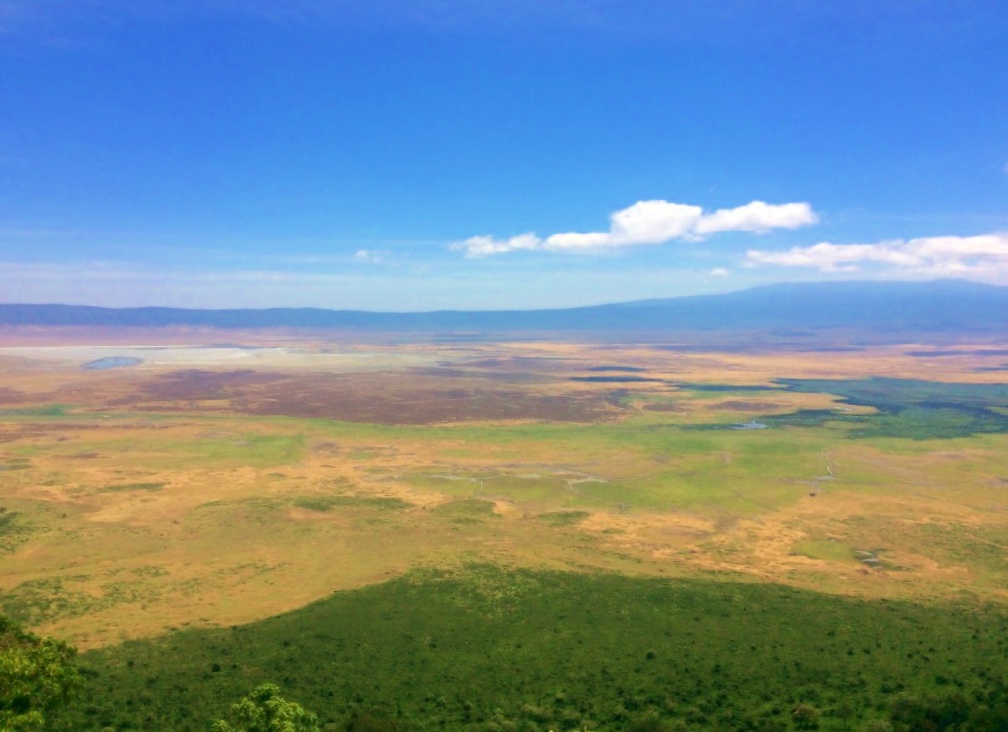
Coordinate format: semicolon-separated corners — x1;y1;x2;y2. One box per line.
0;509;31;553
431;499;496;518
641;402;683;412
718;400;787;411
49;566;1008;732
534;510;590;526
0;614;80;730
680;378;1008;440
0;576;158;625
98;482;165;493
755;410;854;428
776;378;1008;439
126;371;618;424
0;404;70;417
779;377;1008;409
292;496;412;512
2;578;91;625
586;365;648;372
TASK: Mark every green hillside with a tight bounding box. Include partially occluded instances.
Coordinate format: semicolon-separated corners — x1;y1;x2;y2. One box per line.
49;565;1008;731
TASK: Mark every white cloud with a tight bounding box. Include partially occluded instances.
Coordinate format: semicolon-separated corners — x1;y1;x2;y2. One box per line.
545;201;703;251
694;201;818;235
904;234;1008;260
453;199;818;257
744;233;1008;279
744;241;915;270
450;232;542;257
354;248;386;263
710;267;730;277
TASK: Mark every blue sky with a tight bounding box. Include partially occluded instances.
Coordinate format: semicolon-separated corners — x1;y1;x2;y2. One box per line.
1;1;1007;310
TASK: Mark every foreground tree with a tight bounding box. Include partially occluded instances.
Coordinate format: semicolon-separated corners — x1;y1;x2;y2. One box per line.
212;683;320;732
0;616;80;731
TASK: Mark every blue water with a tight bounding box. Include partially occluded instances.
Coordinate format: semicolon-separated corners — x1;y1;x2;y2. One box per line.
730;420;768;430
83;356;143;370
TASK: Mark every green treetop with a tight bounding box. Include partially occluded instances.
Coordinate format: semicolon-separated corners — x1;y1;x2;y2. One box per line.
213;683;320;732
0;616;80;731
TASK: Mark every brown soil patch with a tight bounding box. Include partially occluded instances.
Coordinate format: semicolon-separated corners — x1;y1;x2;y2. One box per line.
130;369;288;400
0;387;28;405
112;369;624;424
641;403;683;412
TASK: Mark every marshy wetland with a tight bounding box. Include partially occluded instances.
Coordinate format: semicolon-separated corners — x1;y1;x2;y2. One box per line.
2;332;1008;730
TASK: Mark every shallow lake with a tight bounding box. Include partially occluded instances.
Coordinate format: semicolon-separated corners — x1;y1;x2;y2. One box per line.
83;356;144;370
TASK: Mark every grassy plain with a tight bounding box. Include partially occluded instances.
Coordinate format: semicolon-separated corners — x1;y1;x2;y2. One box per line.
1;331;1007;656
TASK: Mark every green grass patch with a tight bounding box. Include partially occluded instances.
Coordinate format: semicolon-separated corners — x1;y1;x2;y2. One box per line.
534;510;590;526
166;433;308;468
431;499;496;518
404;472;481;496
790;538;857;563
1;574;164;626
0;404;71;418
915;523;1008;573
0;457;32;471
1;576;93;625
291;495;412;512
0;510;32;553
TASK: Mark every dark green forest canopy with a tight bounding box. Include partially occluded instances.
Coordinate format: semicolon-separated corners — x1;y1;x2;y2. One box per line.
49;566;1008;731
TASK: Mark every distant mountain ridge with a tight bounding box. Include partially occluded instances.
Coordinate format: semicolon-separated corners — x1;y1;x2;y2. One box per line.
0;280;1005;335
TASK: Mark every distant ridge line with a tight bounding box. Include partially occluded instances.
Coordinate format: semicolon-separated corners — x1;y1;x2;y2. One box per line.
0;280;1005;334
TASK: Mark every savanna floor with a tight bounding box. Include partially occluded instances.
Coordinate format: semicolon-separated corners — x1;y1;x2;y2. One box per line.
1;329;1007;648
